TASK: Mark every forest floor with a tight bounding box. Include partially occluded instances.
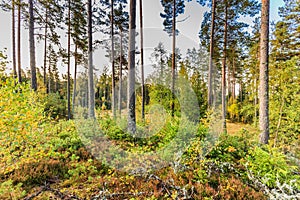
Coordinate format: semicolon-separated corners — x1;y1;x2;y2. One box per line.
226;122;259;136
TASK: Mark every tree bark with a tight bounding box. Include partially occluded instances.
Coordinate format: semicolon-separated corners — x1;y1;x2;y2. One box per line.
72;44;78;115
48;53;51;93
43;8;48;89
67;0;71;120
259;0;270;144
88;0;95;118
254;47;259;127
171;0;176;117
221;0;228;133
128;0;137;133
232;56;236;100
111;0;116;119
29;0;37;91
139;0;145;120
254;74;258;126
227;61;231;100
12;0;17;78
208;0;216;108
118;30;123;116
222;0;228;133
17;0;22;83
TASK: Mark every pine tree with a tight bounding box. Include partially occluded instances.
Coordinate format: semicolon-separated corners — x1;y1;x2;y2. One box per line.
139;0;145;120
113;3;129;116
70;0;87;114
199;0;260;130
160;0;188;116
259;0;270;144
128;0;136;133
197;0;215;108
100;0;128;119
67;0;71;120
88;0;95;118
17;0;22;83
29;0;37;91
12;0;17;78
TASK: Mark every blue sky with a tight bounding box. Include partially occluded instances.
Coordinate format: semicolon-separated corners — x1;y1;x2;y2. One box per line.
0;0;285;76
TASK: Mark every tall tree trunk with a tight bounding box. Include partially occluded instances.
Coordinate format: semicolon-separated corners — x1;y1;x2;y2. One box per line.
43;8;48;88
254;49;259;127
88;0;95;118
17;0;22;83
254;77;257;126
48;54;51;93
232;56;236;100
72;44;78;114
227;61;231;100
160;53;163;84
221;0;228;133
12;0;17;78
139;0;145;120
118;30;123;116
111;0;116;119
67;0;71;120
259;0;270;144
171;0;176;117
29;0;37;91
274;96;284;147
208;0;216;108
128;0;136;133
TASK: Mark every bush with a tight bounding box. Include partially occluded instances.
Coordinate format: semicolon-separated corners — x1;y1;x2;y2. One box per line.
0;79;45;176
206;132;252;163
245;146;300;189
43;92;67;119
0;180;26;199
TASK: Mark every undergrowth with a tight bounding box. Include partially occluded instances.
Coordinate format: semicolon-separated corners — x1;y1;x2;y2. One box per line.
0;79;299;199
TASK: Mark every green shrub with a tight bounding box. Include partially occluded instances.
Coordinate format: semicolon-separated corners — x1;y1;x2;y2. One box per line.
43;92;67;119
206;132;252;163
0;180;26;199
245;146;300;189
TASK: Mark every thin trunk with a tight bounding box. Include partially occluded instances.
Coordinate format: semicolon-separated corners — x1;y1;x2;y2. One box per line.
139;0;145;120
72;44;78;114
232;57;236;100
17;0;22;83
118;31;123;116
85;71;89;108
160;53;163;100
29;0;37;91
171;0;176;117
12;0;17;78
259;0;270;144
43;8;48;88
239;80;243;122
274;96;284;147
88;0;95;118
254;78;257;126
254;49;259;127
128;0;136;133
111;0;116;119
208;0;216;108
227;61;231;101
48;56;51;93
67;0;71;120
221;0;228;133
160;54;163;83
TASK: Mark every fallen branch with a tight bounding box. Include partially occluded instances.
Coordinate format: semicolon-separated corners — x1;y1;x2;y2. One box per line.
23;181;82;200
24;186;47;200
148;174;192;199
91;191;151;200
